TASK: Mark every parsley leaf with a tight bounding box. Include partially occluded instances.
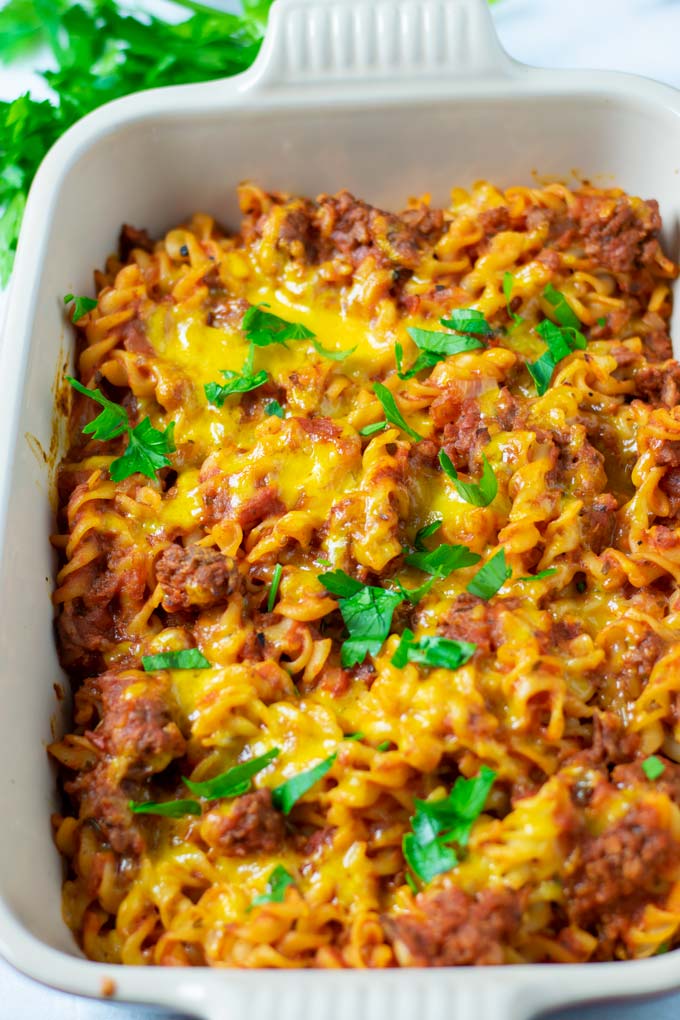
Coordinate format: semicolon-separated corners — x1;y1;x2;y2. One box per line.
438;450;498;507
311;339;356;361
267;563;283;613
359;421;387;437
527;352;556;397
64;293;97;322
395;577;436;604
271;754;337;814
205;369;269;406
413;519;442;551
543;283;581;330
597;316;607;328
405;543;481;577
129;798;201;818
319;569;364;599
242;305;314;347
373;382;423;443
406;327;485;356
339;586;405;667
395;341;441;381
67;377;175;481
0;0;271;286
250;865;295;909
518;568;558;582
527;318;587;396
439;308;493;336
376;741;391;752
344;732;365;741
503;272;523;325
403;766;496;883
265;399;285;418
391;629;476;670
142;649;210;670
642;755;665;781
466;549;511;600
183;748;280;800
110;417;175;482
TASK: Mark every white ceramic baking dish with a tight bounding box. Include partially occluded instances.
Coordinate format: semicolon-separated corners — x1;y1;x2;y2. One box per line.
1;0;680;1016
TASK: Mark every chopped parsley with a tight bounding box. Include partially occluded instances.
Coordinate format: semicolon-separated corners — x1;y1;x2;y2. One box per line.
405;543;481;577
344;732;365;741
642;755;665;781
391;629;476;670
271;754;337;814
527;318;587;396
466;548;511;600
413;519;442;551
373;382;423;443
267;563;283;613
376;741;391;752
543;283;581;330
242;305;314;347
129;798;201;818
67;377;175;482
63;293;97;322
264;399;285;418
439;308;493;335
396;317;485;379
597;316;607;328
403;766;496;883
503;272;522;324
518;568;558;582
183;748;279;800
205;344;268;407
319;569;363;599
142;649;210;671
250;865;295;909
311;338;356;361
359;421;387;437
438;450;498;507
320;569;404;666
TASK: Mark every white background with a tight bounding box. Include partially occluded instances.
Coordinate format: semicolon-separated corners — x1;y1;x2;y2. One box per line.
2;0;680;1016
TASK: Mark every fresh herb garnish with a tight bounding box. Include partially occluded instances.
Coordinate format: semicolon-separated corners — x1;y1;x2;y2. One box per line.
405;543;481;577
320;569;404;666
311;339;356;361
543;283;580;330
527;318;587;396
395;577;437;605
142;649;210;671
267;563;283;613
526;353;556;397
518;568;558;582
129;798;201;818
271;754;337;814
597;316;607;328
242;305;314;347
395;341;441;381
319;569;364;599
396;320;484;379
63;293;97;322
502;272;522;324
0;0;271;286
413;519;442;551
391;629;476;670
373;382;423;443
183;748;280;800
344;732;365;741
265;399;285;418
438;450;498;507
67;377;175;481
359;421;387;437
466;548;511;600
439;308;493;335
403;766;496;883
642;755;665;781
250;865;295;909
376;741;391;752
205;344;268;406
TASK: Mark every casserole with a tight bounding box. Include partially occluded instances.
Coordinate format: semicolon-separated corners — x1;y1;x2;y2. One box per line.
1;0;680;1014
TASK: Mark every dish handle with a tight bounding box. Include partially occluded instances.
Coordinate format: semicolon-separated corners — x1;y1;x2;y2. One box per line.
244;0;516;92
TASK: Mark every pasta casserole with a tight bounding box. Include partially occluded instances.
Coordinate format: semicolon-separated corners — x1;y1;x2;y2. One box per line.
49;179;680;967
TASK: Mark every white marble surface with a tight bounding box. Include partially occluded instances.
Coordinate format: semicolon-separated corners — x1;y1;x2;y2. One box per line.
2;0;680;1017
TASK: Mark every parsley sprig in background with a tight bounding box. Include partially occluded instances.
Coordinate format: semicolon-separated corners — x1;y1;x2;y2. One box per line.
0;0;272;285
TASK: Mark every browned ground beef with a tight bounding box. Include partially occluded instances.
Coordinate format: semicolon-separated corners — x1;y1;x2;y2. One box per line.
201;790;285;856
155;544;239;612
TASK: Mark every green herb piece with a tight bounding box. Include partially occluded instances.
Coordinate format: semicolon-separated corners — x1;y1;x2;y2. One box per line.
64;293;97;322
597;316;607;328
264;399;284;418
403;766;496;883
655;942;671;956
405;871;419;894
67;377;128;441
267;563;283;613
466;549;511;600
316;558;331;567
142;649;210;671
376;741;391;752
439;308;493;336
543;283;581;330
344;732;365;741
129;798;201;818
373;382;423;443
204;365;269;406
183;748;280;800
311;338;356;361
406;327;485;355
319;569;364;599
359;421;387;437
110;417;176;482
67;377;175;481
395;341;441;381
250;865;295;909
391;629;476;670
413;519;442;551
502;272;522;324
518;568;558;582
395;577;436;605
242;305;314;347
405;543;481;577
339;586;404;667
527;352;556;397
438;451;498;507
537;318;587;355
0;0;271;286
271;754;337;814
642;755;665;781
575;577;587;594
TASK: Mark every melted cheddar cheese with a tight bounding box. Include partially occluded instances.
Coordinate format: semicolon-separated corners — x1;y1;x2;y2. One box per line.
50;181;680;968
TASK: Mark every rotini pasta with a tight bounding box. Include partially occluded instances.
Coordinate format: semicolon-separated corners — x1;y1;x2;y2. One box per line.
50;180;680;967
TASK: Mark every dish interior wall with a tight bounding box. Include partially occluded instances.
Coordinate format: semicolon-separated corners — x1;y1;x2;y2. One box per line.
1;89;679;953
